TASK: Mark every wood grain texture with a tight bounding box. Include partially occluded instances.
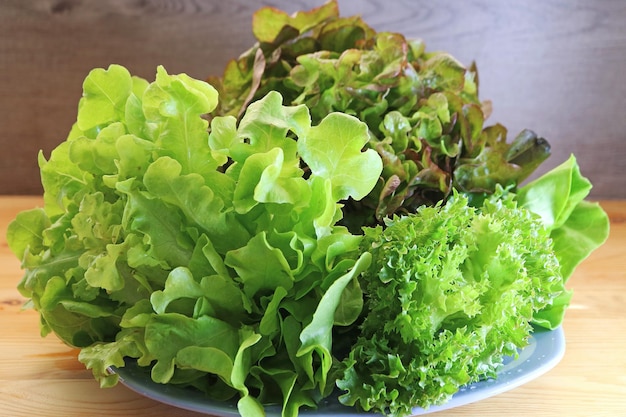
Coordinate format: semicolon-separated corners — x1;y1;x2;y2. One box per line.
1;0;625;197
1;196;625;416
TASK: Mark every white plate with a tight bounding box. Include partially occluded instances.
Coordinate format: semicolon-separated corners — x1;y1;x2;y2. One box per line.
110;326;565;416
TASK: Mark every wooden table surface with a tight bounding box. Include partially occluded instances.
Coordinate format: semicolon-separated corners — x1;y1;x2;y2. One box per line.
1;196;625;417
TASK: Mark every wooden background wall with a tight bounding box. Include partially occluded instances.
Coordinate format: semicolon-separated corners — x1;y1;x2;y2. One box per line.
1;0;625;198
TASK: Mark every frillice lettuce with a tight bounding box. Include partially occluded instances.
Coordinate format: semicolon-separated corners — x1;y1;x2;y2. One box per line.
337;193;564;416
7;64;382;417
334;160;609;416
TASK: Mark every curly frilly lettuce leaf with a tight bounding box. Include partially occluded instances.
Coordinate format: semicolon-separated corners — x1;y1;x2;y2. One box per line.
337;193;563;416
7;64;382;417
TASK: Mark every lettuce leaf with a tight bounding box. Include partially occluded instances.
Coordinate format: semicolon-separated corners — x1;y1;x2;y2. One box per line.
517;155;610;328
7;64;382;417
337;193;564;415
6;3;611;415
210;1;551;231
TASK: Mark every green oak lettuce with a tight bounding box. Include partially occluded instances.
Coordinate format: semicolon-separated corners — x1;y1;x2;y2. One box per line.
6;64;382;417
